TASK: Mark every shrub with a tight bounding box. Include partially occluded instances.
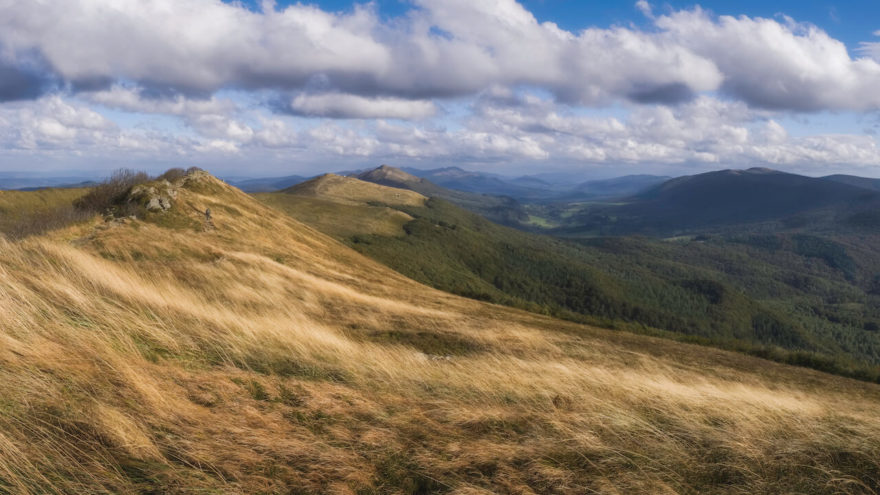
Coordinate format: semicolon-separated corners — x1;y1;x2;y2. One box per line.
157;168;187;182
76;169;151;216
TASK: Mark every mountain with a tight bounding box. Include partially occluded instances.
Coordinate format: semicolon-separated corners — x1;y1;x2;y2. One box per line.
283;173;426;207
401;165;550;198
255;174;428;239
629;167;877;231
228;174;307;192
3;169;880;492
823;173;880;192
355;165;676;204
0;173;97;190
546;167;880;236
354;165;528;225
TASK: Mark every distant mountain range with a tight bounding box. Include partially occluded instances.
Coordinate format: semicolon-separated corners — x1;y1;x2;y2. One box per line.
0;174;97;191
11;166;880;238
228;175;308;192
399;166;671;201
226;165;673;202
548;167;880;236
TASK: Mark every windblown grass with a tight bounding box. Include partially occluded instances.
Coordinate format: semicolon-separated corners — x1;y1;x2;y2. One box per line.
0;188;89;239
0;172;879;493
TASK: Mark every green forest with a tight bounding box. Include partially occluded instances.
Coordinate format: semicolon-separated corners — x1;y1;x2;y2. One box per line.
282;195;880;382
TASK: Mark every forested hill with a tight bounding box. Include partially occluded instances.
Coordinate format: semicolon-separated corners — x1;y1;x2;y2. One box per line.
260;176;880;382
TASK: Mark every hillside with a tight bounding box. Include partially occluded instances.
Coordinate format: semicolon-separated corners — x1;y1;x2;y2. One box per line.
260;176;880;382
354;165;527;226
2;170;880;493
824;174;880;193
285;173;426;207
0;187;89;239
254;174;426;238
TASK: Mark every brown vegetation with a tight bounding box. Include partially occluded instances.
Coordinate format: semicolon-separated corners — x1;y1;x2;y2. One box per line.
0;172;879;493
0;188;90;240
74;168;152;217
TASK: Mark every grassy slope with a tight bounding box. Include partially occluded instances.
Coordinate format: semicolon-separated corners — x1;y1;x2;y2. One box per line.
356;165;528;226
0;188;88;238
260;181;880;382
253;174;427;238
2;173;880;493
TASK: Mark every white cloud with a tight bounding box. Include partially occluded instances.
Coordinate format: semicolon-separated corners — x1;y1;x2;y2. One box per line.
288;93;437;119
0;0;720;107
656;9;880;110
189;115;255;143
635;1;653;18
1;1;880;175
83;86;236;116
2;0;879;113
2;93;879;176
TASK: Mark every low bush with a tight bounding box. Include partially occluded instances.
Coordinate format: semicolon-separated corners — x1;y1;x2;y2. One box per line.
75;169;151;217
157;168;188;182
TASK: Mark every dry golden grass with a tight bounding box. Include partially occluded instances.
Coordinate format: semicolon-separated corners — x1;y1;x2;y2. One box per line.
285;174;426;207
255;194;417;238
0;172;879;494
0;188;89;239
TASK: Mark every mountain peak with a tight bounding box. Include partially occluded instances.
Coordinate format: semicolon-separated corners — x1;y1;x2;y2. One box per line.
356;165;422;184
285;172;426;207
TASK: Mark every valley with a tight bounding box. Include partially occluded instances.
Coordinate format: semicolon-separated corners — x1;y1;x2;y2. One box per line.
260;168;880;383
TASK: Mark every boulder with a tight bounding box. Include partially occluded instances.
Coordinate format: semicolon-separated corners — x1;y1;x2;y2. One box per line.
130;180;178;213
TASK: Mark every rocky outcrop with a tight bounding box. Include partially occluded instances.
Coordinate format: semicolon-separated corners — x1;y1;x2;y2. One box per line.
129;180;179;212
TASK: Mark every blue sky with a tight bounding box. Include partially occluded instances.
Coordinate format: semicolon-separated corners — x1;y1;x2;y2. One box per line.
231;0;880;48
2;0;880;179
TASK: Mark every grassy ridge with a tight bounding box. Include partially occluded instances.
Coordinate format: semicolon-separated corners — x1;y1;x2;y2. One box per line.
1;172;880;492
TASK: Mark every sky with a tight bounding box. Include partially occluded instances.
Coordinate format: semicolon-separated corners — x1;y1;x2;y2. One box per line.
2;0;880;179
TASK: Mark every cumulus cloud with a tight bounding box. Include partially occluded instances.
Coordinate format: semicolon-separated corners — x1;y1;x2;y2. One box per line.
1;1;880;175
288;93;437;119
655;9;880;111
349;92;880;169
83;86;236;116
635;1;654;19
2;93;879;175
2;0;879;113
0;95;237;157
0;0;717;108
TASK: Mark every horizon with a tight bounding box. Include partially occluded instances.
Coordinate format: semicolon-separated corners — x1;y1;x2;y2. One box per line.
4;163;880;193
2;1;880;177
